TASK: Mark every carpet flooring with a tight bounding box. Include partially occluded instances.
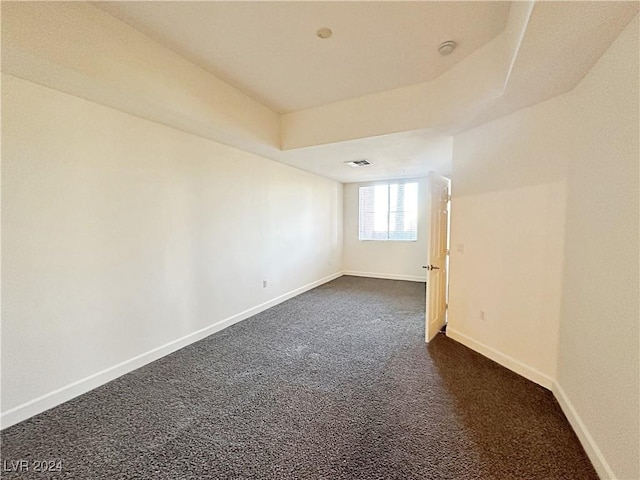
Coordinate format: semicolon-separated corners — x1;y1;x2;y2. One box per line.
1;276;597;479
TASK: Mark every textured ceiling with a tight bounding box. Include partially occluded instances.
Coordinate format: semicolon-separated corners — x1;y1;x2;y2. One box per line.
93;1;638;182
96;1;511;113
273;130;454;183
5;2;637;183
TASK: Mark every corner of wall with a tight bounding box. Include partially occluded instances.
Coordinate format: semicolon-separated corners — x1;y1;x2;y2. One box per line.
552;382;617;480
446;328;553;389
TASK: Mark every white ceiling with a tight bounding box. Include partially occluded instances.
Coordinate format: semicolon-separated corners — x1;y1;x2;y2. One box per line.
96;1;511;113
272;130;453;184
462;1;640;131
83;1;638;184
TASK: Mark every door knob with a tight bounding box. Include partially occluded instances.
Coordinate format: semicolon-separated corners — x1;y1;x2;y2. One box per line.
423;265;440;271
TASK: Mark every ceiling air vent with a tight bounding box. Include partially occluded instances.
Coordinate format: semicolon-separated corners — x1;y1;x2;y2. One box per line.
345;159;372;168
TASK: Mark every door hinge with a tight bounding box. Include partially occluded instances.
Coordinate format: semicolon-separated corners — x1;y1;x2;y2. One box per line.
446;248;450;255
446;194;452;202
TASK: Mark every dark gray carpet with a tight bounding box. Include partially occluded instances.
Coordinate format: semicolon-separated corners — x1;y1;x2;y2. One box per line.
1;276;597;479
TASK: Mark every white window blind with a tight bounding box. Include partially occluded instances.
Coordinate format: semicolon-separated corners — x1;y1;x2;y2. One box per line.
359;182;418;241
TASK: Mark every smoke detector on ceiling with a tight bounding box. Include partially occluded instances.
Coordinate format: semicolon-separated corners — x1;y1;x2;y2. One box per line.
345;159;372;168
438;40;457;56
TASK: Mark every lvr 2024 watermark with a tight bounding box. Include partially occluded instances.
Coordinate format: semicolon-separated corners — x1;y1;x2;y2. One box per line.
3;459;63;473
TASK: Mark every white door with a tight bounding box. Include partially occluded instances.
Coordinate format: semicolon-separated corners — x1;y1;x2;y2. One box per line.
425;172;451;342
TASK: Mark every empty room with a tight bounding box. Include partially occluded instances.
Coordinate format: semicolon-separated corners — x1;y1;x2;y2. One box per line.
1;1;638;479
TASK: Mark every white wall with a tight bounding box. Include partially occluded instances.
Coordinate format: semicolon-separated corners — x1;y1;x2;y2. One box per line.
2;2;280;157
342;179;428;282
447;84;571;387
1;74;343;427
448;182;566;387
447;87;573;386
448;14;639;480
555;15;639;480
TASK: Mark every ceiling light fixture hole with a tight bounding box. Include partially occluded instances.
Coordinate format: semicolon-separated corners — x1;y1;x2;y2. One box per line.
317;28;333;39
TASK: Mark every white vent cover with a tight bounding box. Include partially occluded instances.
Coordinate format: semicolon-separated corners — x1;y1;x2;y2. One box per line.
345;159;372;168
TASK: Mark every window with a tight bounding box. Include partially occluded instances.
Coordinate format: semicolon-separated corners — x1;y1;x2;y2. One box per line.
359;182;418;241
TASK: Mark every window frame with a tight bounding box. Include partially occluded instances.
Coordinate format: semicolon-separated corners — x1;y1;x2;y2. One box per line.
357;179;419;242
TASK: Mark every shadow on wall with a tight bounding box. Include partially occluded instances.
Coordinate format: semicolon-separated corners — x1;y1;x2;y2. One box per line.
426;335;597;480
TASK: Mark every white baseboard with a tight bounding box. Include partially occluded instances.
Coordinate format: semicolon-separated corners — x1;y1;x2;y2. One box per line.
552;382;616;480
446;329;613;478
1;271;343;430
446;327;553;389
342;271;426;283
